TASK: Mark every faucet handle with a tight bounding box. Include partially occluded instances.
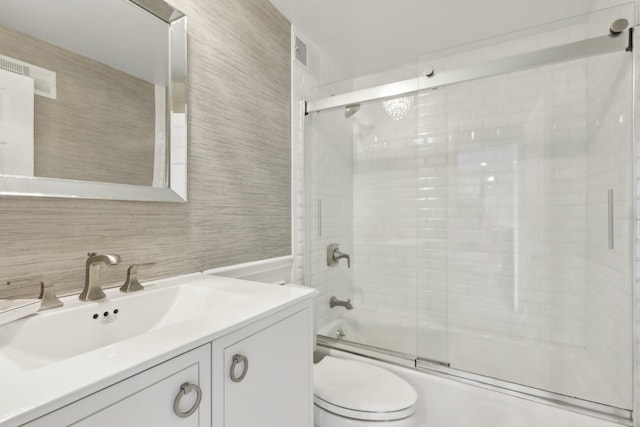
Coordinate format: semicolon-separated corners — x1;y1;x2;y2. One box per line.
120;263;156;293
328;244;351;268
335;250;351;268
38;279;63;311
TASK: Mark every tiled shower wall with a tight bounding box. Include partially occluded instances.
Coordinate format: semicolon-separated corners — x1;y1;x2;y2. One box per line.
351;93;419;329
0;0;292;299
349;24;597;347
290;29;352;328
435;57;590;346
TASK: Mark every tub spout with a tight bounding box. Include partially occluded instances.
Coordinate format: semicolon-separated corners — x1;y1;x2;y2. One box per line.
330;296;353;310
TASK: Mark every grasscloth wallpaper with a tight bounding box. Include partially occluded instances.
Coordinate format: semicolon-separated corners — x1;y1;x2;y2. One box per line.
0;0;291;299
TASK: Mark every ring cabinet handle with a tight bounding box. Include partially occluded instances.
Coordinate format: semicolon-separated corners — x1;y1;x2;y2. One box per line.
230;354;249;382
173;382;202;418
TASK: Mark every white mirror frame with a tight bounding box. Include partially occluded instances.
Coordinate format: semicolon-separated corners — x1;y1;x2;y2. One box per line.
0;5;188;203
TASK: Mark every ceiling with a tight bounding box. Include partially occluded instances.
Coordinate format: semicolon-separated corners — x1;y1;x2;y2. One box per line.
269;0;632;77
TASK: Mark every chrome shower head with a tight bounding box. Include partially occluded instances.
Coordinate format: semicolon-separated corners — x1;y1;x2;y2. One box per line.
345;104;360;118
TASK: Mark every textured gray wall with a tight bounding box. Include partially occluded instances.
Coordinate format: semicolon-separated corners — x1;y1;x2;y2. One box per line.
0;0;291;299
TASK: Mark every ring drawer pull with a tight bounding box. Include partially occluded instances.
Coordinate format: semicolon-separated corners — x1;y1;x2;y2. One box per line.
173;382;202;418
230;354;249;382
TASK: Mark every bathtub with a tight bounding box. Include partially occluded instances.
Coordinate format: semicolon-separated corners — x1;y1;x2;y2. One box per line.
318;309;629;426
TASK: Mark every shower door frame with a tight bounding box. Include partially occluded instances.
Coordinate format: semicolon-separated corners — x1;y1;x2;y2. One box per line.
306;23;637;426
306;28;632;115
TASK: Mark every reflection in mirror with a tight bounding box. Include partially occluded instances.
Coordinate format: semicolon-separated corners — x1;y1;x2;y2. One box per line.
0;0;187;202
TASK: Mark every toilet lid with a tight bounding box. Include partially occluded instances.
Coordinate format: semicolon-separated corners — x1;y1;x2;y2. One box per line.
314;356;417;421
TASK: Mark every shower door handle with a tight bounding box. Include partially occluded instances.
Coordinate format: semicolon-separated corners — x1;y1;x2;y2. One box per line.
608;189;614;250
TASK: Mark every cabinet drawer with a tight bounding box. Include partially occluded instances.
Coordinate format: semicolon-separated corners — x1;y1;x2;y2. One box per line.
25;345;211;427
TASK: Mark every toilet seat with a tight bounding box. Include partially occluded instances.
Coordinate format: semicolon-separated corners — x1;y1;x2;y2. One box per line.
314;356;418;422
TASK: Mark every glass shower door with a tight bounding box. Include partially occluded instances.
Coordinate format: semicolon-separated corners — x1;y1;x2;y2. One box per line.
306;91;425;361
415;86;450;364
415;32;633;409
304;107;355;343
305;6;634;415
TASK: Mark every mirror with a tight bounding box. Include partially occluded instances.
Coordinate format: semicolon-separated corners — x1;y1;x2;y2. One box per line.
0;0;187;202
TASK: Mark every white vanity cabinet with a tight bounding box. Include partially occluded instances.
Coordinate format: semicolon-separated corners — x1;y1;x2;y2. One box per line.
20;298;314;427
25;344;212;427
212;307;313;427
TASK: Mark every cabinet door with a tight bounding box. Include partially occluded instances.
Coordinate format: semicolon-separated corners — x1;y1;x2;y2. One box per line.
25;345;211;427
223;309;311;427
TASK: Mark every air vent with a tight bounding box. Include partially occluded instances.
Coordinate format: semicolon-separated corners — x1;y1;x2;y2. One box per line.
295;37;307;66
0;54;56;99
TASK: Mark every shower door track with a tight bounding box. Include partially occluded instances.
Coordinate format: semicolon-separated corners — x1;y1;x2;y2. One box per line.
305;25;633;115
317;336;633;426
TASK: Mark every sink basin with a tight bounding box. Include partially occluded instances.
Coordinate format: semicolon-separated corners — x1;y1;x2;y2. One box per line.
0;282;247;370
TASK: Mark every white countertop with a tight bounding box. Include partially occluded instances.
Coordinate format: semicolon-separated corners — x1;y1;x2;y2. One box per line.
0;273;316;427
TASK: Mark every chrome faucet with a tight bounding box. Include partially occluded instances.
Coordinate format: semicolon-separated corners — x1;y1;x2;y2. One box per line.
79;253;121;301
330;296;353;310
327;243;351;268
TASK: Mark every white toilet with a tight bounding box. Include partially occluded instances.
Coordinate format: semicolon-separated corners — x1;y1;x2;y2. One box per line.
313;356;419;427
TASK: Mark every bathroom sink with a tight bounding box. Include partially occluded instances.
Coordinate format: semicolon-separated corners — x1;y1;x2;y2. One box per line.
0;273;316;427
0;281;247;370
